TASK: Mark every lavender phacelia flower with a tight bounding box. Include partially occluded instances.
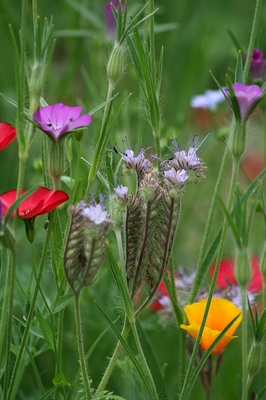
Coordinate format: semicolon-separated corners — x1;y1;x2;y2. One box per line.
164;168;188;186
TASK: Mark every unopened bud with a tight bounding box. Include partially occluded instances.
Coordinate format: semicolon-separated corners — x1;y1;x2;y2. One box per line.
248;341;262;376
228;120;246;160
106;44;124;86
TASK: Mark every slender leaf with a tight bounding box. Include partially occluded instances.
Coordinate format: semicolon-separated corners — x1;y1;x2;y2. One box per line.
136;321;168;400
94;302;154;399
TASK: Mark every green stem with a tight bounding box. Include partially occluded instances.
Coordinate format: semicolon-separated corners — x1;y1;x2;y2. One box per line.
7;210;56;399
130;321;159;400
189;147;229;303
95;316;131;394
180;157;240;400
86;81;115;197
243;0;262;84
1;247;16;398
241;287;248;400
73;292;92;400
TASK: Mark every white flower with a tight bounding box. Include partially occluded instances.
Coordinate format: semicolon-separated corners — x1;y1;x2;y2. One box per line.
81;203;109;225
121;148;151;173
190;89;224;110
114;185;128;199
164;168;188;185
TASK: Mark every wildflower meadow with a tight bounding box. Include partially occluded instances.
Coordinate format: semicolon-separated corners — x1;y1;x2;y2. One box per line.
0;0;266;399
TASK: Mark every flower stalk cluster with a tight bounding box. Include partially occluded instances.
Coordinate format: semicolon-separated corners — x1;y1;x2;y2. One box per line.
115;139;206;310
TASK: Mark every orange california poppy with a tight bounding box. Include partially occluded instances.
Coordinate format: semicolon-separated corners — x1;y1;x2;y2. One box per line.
180;297;242;355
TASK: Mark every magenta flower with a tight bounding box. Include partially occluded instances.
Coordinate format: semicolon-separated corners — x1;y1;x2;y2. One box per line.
224;83;263;121
33;103;92;141
105;1;124;37
246;48;266;81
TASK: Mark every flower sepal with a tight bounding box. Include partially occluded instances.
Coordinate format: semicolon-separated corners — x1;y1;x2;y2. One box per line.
24;218;36;243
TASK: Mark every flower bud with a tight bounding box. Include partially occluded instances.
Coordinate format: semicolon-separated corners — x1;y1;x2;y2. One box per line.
235;247;251;289
106;44;124;86
227;120;246;160
248;341;262;376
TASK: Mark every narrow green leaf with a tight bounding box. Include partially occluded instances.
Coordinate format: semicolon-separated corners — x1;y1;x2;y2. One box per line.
234;50;244;83
256;308;266;341
106;150;115;190
218;195;241;246
36;308;55;351
51;293;73;314
247;297;256;337
136;321;169;399
94;302;154;399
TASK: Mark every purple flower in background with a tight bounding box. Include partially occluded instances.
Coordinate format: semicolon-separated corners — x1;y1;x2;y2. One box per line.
190;89;224;110
246;48;266;81
105;1;124;37
33;103;92;141
224;83;263;121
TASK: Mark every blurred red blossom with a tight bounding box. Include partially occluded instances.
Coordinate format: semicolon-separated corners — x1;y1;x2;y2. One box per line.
0;122;17;150
210;257;262;293
0;187;69;219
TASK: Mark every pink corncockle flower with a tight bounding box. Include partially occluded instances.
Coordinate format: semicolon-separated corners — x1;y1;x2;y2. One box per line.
190;89;225;110
105;1;124;37
0;122;17;150
80;202;111;225
114;185;128;199
0;187;69;219
164;168;188;185
33;103;92;141
224;83;263;121
246;48;266;81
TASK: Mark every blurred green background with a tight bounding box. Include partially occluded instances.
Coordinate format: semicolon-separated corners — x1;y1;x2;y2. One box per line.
0;1;265;399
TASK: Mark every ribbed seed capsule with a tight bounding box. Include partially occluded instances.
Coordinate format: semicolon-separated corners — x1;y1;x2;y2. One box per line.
64;201;112;294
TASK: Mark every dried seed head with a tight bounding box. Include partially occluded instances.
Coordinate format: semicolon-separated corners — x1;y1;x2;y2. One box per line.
64;200;112;294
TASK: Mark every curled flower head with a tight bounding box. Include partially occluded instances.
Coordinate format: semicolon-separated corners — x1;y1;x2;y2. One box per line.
224;83;263;121
0;122;17;150
0;187;69;220
164;168;188;185
114;184;129;199
121;148;152;176
246;48;266;81
190;89;225;110
33;103;92;141
80;201;111;225
64;199;112;293
180;298;242;354
163;137;207;181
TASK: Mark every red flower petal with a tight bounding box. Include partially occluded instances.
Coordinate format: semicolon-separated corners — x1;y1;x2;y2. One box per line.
210;257;262;293
0;187;69;219
0;122;17;150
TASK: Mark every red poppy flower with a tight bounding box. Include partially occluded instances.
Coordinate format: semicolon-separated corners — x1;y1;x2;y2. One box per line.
210;257;262;293
0;122;17;150
149;280;170;311
0;187;69;219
